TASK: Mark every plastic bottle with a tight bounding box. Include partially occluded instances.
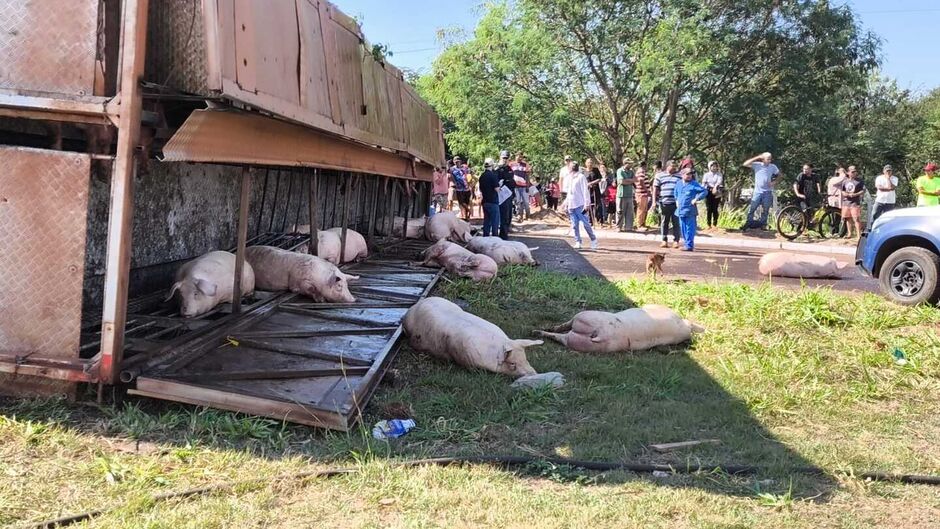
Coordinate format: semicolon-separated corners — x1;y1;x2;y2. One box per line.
372;419;416;440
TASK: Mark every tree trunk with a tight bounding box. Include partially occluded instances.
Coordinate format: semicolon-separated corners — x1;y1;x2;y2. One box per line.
659;88;680;165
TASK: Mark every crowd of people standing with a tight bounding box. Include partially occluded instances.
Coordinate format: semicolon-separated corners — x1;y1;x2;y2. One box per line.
432;148;940;251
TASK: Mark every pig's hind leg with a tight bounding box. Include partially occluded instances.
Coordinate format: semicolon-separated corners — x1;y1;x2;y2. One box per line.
541;318;573;333
534;329;571;347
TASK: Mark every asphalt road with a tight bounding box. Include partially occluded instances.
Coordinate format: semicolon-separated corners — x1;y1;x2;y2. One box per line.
514;232;880;294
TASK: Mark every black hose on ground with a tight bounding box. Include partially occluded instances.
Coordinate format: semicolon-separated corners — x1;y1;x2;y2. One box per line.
20;455;940;528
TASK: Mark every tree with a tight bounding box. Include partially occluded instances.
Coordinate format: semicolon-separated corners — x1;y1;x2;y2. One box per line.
418;0;882;188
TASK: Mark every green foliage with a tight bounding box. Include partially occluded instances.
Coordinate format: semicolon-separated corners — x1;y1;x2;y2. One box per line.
415;0;940;205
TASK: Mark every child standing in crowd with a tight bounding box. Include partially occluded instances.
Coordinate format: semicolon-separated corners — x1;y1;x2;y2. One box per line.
547;177;561;210
673;168;708;251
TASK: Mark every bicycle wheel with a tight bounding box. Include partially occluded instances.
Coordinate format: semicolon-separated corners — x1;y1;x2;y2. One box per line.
775;205;806;240
817;209;846;239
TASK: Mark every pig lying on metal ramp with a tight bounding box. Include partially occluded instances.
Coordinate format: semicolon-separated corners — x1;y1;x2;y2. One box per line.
758;252;848;279
426;211;472;243
466;236;539;266
403;297;541;377
292;226;368;264
165;251;256;318
417;239;498;282
537;305;704;353
245;245;358;303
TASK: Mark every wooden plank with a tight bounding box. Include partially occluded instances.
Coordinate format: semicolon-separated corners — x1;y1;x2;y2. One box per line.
339;173;349;263
296;0;332;119
98;0;149;385
232;166;251;314
281;302;413;310
232;0;257;92
308;169;318;255
318;0;343;125
202;0;223;90
131;377;349;430
217;0;237;82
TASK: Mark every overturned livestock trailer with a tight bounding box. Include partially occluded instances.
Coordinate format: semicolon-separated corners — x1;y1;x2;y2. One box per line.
0;0;444;430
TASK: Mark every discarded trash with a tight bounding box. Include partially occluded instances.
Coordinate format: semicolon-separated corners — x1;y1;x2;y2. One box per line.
511;372;565;390
650;439;721;453
892;348;908;366
652;470;670;478
372;419;416;440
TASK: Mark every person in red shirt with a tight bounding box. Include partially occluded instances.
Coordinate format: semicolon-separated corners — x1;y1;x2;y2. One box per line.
547;177;561;210
634;164;651;230
431;166;449;213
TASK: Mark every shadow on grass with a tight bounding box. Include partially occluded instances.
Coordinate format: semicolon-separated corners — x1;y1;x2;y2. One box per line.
0;239;837;506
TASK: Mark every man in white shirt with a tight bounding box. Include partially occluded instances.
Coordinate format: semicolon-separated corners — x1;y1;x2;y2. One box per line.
566;162;598;250
559;155;573;204
872;164;899;222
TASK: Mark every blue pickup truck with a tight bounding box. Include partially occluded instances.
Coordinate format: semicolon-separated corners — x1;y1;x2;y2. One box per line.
856;206;940;305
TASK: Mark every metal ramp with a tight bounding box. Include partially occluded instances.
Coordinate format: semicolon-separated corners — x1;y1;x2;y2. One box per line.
127;239;438;430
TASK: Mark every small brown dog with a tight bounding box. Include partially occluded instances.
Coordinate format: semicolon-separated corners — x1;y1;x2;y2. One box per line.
646;252;665;279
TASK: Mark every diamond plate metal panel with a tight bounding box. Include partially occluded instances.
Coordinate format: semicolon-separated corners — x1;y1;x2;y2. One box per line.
0;147;91;359
0;0;100;95
145;0;209;95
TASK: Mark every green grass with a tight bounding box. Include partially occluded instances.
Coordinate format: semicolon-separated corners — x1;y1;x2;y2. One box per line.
2;268;940;527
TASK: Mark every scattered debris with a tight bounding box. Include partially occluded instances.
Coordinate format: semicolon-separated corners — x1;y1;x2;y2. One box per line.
652;470;670;478
372;419;416;440
511;372;565;390
892;348;908;366
650;439;721;453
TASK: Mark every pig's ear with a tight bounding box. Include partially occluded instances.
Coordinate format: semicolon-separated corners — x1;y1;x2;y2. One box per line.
164;281;182;302
195;278;217;296
341;273;360;281
512;339;543;349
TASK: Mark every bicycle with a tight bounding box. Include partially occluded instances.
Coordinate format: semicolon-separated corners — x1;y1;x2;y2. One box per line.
775;198;846;241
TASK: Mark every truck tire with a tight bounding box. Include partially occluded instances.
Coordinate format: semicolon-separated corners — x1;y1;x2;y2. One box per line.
879;247;940;306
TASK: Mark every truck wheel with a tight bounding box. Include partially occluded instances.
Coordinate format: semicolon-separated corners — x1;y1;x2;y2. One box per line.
879;247;940;306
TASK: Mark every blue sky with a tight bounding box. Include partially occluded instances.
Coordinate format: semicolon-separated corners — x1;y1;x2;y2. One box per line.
334;0;940;92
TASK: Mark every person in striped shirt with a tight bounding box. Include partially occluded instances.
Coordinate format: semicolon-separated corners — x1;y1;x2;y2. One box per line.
652;160;682;248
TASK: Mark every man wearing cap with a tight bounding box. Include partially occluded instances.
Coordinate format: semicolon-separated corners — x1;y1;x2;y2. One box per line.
511;152;532;221
740;152;780;231
496;151;516;239
916;163;940;207
479;158;501;237
872;164;899;222
616;157;636;232
559;155;574;206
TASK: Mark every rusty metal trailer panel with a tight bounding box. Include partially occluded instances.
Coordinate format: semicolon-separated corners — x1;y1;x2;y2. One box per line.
0;0;444;429
146;0;445;167
0;147;94;395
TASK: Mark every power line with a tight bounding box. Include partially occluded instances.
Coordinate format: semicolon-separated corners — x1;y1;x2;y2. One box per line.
392;46;440;55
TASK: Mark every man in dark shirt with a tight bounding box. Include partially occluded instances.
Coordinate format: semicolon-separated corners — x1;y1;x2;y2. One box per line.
479;158;501;237
496;150;515;239
793;163;821;211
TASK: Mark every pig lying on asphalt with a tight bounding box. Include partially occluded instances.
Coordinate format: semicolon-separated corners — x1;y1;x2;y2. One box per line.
758;252;847;279
426;211;472;243
537;305;704;353
466;236;539;266
165;251;255;318
418;239;498;282
403;297;541;377
245;245;358;303
291;226;368;264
